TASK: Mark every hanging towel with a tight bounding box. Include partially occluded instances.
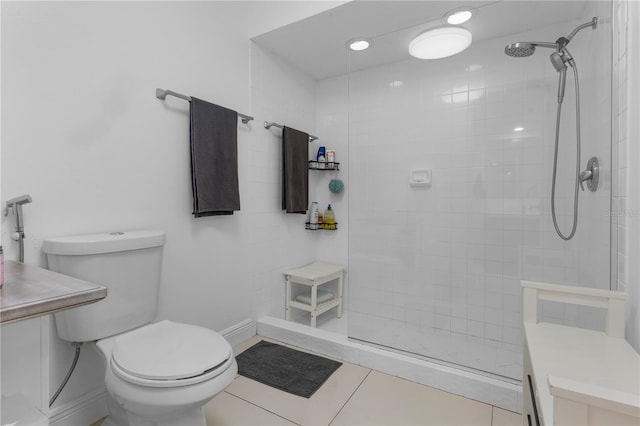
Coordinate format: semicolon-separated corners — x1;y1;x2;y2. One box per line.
189;97;240;217
282;126;309;214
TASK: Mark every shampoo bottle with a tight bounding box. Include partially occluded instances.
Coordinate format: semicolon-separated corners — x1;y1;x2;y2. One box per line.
317;146;326;169
324;204;336;230
308;202;319;230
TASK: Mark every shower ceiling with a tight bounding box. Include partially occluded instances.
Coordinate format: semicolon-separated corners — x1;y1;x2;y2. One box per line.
252;0;589;80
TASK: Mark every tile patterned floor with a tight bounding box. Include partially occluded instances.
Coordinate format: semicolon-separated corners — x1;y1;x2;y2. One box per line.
204;336;522;426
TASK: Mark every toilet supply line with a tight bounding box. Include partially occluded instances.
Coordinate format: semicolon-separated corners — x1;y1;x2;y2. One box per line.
50;342;83;407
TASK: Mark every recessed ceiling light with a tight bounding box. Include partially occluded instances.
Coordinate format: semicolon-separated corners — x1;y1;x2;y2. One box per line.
347;38;373;51
442;7;477;25
409;27;472;60
447;10;473;25
514;127;524;132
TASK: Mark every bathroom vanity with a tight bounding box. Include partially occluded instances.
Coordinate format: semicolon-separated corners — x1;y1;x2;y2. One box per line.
521;281;640;426
1;260;106;324
1;260;106;425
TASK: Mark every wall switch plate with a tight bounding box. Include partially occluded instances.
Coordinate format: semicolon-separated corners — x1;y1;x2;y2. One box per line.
409;168;431;186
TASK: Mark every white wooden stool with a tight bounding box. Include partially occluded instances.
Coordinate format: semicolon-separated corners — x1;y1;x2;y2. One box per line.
283;262;344;328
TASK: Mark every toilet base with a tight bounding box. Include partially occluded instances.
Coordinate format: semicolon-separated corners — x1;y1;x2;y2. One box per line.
96;334;237;426
101;392;207;426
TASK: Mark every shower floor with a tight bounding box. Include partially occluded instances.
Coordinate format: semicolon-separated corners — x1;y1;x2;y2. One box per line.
287;307;522;381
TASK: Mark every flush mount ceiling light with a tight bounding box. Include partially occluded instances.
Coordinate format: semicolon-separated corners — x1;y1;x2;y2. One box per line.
347;37;373;51
409;27;472;59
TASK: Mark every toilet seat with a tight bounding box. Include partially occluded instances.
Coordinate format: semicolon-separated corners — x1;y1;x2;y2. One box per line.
110;320;233;388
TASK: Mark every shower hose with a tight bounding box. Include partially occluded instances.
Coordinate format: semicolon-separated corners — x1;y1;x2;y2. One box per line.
551;63;581;241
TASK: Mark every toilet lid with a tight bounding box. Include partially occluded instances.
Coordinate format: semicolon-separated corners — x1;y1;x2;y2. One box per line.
111;320;231;381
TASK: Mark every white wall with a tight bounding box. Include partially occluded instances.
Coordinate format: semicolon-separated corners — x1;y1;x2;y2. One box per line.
1;1;317;420
314;75;349;260
248;42;319;319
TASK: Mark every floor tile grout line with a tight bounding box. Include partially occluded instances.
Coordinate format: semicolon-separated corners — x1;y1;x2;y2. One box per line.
234;336;519;424
327;368;374;426
222;390;303;426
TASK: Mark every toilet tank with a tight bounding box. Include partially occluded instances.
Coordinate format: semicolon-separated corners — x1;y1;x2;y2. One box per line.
42;230;166;342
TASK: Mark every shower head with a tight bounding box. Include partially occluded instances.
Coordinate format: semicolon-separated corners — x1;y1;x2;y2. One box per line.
504;41;559;57
505;18;597;59
550;47;576;72
504;42;536;57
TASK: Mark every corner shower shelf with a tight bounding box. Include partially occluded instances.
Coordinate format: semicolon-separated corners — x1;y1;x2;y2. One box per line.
305;222;338;231
308;161;340;171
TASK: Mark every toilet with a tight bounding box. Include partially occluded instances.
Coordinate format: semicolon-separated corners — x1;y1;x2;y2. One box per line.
42;230;237;426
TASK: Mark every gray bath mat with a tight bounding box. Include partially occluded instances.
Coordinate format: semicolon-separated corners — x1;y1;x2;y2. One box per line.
235;340;342;398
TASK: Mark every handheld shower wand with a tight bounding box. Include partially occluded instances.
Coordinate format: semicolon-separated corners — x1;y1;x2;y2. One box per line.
503;18;598;240
4;194;33;262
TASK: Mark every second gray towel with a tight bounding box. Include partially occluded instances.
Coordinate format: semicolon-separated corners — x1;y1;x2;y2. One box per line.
282;126;309;214
190;97;240;217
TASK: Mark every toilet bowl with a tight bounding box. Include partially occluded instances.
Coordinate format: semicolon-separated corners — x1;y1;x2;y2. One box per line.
96;320;237;426
42;230;237;426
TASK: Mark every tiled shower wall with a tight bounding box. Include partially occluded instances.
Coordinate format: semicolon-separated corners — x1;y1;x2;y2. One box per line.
613;0;640;351
340;8;612;380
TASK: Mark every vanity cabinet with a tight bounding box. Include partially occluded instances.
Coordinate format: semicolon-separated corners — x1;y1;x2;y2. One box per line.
1;261;107;425
521;281;639;426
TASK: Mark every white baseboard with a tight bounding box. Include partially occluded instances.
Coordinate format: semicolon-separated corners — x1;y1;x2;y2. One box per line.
49;387;108;426
220;318;256;347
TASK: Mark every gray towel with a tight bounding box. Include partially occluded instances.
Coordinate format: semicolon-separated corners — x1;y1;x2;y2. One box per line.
282;126;309;214
189;97;240;217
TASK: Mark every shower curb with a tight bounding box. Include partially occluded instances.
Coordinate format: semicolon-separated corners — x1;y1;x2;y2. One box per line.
257;316;522;413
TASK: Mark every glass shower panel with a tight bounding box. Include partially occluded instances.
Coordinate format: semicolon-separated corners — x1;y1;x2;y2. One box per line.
347;2;612;380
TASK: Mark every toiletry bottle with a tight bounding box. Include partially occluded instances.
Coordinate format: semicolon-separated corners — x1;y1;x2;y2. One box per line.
317;146;326;162
309;202;319;230
327;150;335;168
317;209;323;229
324;204;335;230
317;146;326;169
0;245;4;288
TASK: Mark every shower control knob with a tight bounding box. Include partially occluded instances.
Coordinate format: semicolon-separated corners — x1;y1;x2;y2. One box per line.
11;232;20;241
579;157;599;192
579;170;593;191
